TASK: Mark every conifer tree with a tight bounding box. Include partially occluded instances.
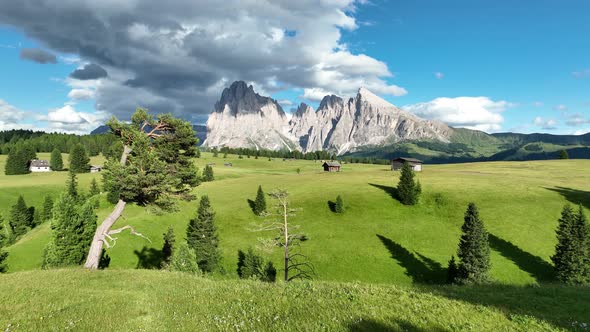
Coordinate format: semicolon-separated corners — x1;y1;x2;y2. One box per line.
202;165;214;182
253;185;266;215
161;226;176;267
212;148;219;157
397;162;421;205
558;149;569;159
42;192;97;268
41;196;54;223
335;195;344;213
9;195;32;237
0;248;7;273
50;148;64;171
4;147;30;175
186;195;220;273
66;170;79;199
90;178;100;196
167;243;200;274
237;248;276;282
0;216;9;271
69;143;90;173
447;256;459;284
552;205;590;284
455;203;490;284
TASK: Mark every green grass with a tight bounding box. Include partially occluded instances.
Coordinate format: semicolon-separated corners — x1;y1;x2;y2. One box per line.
3;154;590;287
0;269;588;331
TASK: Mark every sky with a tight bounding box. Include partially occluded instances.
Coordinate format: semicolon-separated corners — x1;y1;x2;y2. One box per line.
0;0;589;135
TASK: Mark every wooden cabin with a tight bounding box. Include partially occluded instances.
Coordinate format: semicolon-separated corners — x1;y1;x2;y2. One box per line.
90;165;103;173
391;157;423;172
29;159;51;172
322;161;341;172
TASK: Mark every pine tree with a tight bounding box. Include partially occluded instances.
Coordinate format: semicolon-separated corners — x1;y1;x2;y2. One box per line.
161;227;176;267
397;162;421;205
167;243;201;274
69;143;90;173
9;195;32;237
237;248;276;282
202;165;214;182
0;248;7;273
0;215;8;272
42;192;97;268
66;170;79;199
41;196;54;223
50;148;64;171
186;195;220;273
195;149;201;158
334;195;344;213
456;203;490;284
558;149;569;159
447;256;459;284
90;178;100;196
4;147;30;175
552;205;590;284
212;149;219;157
253;185;267;215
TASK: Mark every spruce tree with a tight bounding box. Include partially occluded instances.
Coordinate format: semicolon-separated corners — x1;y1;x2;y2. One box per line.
456;203;490;284
167;243;201;274
558;149;569;160
335;195;344;213
50;148;64;171
237;248;276;282
9;195;32;237
5;147;30;175
202;165;214;182
69;143;90;173
186;195;220;273
253;185;266;215
66;170;79;199
447;256;459;284
212;148;219;157
0;248;7;273
397;162;421;205
90;178;100;196
161;227;176;267
41;196;54;223
552;205;590;284
42;192;97;268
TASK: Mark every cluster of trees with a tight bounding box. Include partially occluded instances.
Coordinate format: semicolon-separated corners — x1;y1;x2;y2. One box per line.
202;165;214;182
208;147;336;161
237;248;276;282
551;205;589;284
4;142;93;175
4;145;36;175
3;195;53;246
0;129;117;158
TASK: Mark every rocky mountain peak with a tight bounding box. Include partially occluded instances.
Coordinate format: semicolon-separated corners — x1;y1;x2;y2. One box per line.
356;87;396;109
214;80;285;116
319;94;344;110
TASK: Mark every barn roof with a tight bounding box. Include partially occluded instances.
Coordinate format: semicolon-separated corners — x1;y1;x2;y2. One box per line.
323;161;341;167
392;157;423;163
30;159;49;167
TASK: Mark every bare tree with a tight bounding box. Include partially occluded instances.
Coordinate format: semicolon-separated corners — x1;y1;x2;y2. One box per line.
255;189;314;282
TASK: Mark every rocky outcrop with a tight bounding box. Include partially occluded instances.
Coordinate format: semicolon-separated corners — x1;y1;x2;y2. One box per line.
203;81;453;154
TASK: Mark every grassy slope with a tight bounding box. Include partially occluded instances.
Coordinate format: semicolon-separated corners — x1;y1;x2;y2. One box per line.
3;154;590;288
1;269;588;331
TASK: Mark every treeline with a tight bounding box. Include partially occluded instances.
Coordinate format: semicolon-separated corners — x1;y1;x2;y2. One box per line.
0;129;118;157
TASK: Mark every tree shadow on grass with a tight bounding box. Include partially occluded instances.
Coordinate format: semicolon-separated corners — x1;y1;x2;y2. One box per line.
545;186;590;210
488;233;555;282
134;246;163;269
347;318;449;332
247;199;256;214
376;234;446;284
369;183;399;201
328;200;337;212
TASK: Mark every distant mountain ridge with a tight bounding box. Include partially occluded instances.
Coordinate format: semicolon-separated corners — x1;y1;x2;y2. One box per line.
203;81;452;154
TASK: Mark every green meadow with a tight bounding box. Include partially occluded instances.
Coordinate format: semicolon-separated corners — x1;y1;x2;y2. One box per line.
1;153;589;330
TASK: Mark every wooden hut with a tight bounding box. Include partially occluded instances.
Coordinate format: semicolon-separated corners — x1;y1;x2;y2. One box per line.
391;157;423;172
322;161;341;172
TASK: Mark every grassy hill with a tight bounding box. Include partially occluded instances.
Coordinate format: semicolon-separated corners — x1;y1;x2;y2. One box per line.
0;269;588;331
2;153;590;286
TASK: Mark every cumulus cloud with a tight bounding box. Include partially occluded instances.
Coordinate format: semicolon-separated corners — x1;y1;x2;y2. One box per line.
69;63;108;80
402;97;512;132
68;89;95;100
565;113;590;127
0;0;406;121
434;72;444;79
533;117;558;130
277;99;293;106
19;48;57;64
0;99;30;130
553;104;568;111
37;104;107;134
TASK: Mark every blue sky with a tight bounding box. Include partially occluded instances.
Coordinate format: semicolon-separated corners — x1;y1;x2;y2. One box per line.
0;0;589;135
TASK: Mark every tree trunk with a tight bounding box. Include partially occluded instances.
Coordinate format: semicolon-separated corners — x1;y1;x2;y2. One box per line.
83;145;131;269
283;200;289;282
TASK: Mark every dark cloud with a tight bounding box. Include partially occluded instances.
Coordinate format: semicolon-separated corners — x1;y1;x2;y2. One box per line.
0;1;404;121
69;63;108;80
19;48;57;64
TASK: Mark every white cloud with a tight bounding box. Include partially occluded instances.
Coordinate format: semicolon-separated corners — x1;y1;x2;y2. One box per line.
533;116;558;130
68;89;95;100
402;97;513;132
36;104;107;134
0;99;31;130
573;129;590;135
302;88;336;102
277;99;293;107
566;113;590;127
553;104;568;111
572;69;590;78
434;72;444;79
532;101;544;107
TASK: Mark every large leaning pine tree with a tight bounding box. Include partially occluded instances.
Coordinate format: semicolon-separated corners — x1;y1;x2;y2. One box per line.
455;203;490;284
50;148;64;171
84;109;199;269
186;195;220;273
397;162;421;205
